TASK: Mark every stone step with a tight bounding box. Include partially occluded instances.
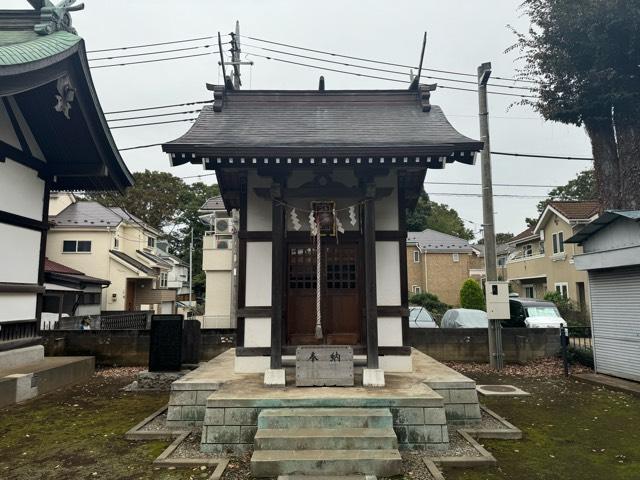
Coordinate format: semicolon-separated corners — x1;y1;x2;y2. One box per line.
277;476;377;480
255;427;398;451
258;408;393;429
251;449;402;477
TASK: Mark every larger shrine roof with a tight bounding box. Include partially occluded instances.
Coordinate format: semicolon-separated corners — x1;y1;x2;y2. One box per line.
164;89;482;161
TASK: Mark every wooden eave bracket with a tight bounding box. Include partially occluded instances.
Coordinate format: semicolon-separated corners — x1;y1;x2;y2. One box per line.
418;83;437;112
206;83;225;112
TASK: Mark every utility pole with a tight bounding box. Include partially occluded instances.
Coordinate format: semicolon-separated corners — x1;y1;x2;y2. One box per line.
478;61;502;370
189;229;193;317
227;21;253;89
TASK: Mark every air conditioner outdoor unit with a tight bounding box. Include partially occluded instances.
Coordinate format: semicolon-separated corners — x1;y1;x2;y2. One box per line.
215;217;233;234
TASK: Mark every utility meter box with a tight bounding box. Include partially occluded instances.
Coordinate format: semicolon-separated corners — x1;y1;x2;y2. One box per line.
486;281;510;319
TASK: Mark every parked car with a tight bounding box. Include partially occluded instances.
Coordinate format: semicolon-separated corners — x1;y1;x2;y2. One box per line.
409;306;438;328
441;308;488;328
505;298;567;329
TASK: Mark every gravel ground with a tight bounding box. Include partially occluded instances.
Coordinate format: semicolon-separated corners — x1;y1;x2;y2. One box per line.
138;411;168;432
423;429;482;458
478;409;510;430
382;453;438;480
96;366;145;378
444;357;591;378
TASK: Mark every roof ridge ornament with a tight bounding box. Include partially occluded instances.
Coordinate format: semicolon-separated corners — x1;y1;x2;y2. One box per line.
206;83;226;112
418;83;437;112
35;0;85;36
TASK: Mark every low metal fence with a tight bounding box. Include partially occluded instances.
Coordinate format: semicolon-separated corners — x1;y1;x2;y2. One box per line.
561;326;594;375
47;311;153;330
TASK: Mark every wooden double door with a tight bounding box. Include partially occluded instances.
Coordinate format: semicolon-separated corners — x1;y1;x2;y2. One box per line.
286;241;362;345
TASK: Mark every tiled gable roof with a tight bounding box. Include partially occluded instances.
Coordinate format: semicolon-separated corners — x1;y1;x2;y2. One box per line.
44;258;83;275
509;226;537;244
407;229;473;252
548;201;600;220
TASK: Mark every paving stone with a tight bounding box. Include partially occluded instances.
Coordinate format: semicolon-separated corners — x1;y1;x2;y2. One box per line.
170;390;197;406
225;407;260;425
204;407;224;425
206;425;241;443
166;406;182;421
449;388;478;404
424;407;447;425
390;407;424;425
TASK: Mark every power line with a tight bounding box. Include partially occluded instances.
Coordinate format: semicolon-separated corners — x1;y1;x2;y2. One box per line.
426;181;559;188
429;192;549;199
107;109;202;122
88;44;218;62
240;34;539;86
90;51;219;69
110;117;198;129
86;35;222;53
491;151;593;161
242;43;536;92
246;52;537;99
104;100;212;116
119;142;164;151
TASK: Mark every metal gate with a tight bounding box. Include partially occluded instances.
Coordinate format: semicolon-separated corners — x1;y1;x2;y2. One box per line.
589;266;640;382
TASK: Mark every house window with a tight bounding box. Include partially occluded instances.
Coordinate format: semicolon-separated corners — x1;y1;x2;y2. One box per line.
452;253;460;263
412;285;422;294
497;256;506;266
413;251;420;263
523;244;533;257
524;285;535;298
114;237;119;249
62;240;92;253
147;236;155;248
539;241;545;255
552;232;565;254
555;282;569;298
160;272;168;288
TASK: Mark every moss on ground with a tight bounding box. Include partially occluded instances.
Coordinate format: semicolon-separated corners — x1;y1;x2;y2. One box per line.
0;372;215;480
444;373;640;480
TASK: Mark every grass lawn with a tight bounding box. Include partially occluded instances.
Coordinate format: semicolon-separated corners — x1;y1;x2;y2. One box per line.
443;365;640;480
0;361;638;479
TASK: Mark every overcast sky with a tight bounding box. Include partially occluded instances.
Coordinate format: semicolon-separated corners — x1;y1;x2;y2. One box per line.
10;0;593;238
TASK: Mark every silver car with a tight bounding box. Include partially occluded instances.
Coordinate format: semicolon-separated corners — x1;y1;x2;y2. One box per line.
409;306;438;328
441;308;488;328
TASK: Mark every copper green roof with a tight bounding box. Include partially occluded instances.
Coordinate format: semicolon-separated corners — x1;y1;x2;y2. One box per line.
0;30;80;66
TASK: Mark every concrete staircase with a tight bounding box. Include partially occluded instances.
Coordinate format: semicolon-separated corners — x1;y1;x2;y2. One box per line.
250;408;402;477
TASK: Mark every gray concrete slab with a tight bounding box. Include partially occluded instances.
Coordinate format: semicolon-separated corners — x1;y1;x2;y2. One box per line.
574;373;640;397
476;385;530;396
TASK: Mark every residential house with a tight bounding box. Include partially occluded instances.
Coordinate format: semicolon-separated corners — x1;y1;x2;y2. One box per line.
567;210;640;382
156;240;191;300
198;196;238;328
468;243;514;282
163;82;483;375
506;201;599;311
0;4;132;362
407;229;476;306
46;195;177;314
42;258;110;327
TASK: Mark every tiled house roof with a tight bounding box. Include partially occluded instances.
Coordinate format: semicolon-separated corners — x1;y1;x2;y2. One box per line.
548;201;600;220
509;227;538;245
407;229;474;253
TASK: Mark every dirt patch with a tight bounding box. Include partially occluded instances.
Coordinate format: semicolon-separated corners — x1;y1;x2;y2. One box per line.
444;357;592;378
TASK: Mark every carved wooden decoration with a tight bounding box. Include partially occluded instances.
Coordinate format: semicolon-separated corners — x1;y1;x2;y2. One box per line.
54;76;75;119
35;0;85;36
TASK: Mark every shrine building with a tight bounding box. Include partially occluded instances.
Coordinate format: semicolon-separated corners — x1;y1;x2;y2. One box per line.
163;82;482;376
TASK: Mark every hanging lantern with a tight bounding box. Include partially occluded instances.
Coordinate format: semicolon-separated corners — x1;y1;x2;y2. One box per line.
311;201;336;236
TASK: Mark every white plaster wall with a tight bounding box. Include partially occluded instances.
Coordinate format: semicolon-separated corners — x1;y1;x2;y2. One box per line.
0;224;40;284
245;242;272;306
376;241;401;305
0;293;37;322
377;316;403;347
244;317;272;347
46;229;112;280
7;97;45;161
247;172;272;231
374;171;398;230
0;159;44;220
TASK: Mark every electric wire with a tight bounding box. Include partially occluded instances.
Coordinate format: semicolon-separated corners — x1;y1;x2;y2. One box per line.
90;51;219;69
104;100;212;116
88;44;218;62
86;35;225;53
107;109;202;122
110;117;198;129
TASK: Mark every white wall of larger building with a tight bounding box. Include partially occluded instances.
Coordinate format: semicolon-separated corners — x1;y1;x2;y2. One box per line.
0;98;46;324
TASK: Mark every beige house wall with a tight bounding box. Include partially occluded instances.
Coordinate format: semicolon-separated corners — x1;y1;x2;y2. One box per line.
46;229;113;282
406;245;472;307
507;212;591;309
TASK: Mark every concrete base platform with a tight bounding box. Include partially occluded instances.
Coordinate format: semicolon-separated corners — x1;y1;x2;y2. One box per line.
0;356;95;407
167;349;481;454
574;373;640;397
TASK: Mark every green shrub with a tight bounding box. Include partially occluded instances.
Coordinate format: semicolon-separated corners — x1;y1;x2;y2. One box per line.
409;292;450;320
544;291;590;326
459;278;485;310
566;346;594;369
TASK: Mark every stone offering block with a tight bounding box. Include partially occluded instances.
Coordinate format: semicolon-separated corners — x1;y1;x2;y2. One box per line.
149;314;183;372
295;346;354;387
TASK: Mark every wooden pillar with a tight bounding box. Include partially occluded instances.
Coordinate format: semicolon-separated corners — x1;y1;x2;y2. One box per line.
270;183;285;369
363;183;379;369
398;171;410;347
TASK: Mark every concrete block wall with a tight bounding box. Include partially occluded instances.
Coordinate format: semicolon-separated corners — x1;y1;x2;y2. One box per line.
430;385;481;426
166;386;217;429
200;405;449;454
